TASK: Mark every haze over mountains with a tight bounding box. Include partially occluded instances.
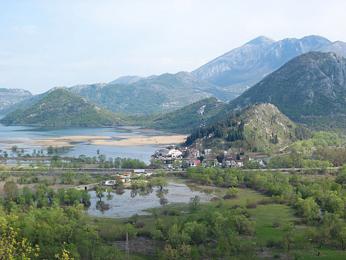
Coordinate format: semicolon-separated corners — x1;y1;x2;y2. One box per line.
2;35;346;130
0;88;32;112
69;72;216;115
192;35;346;99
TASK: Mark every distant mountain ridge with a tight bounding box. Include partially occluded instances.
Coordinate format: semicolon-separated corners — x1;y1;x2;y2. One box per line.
192;35;346;99
0;88;32;112
70;71;218;115
2;35;346;129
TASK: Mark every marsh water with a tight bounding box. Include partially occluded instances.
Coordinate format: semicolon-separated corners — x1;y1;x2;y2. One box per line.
0;124;168;162
87;181;213;218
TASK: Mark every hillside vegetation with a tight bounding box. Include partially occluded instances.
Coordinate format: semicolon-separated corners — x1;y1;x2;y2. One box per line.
229;52;346;128
186;103;310;153
0;88;122;128
70;72;216;115
144;97;226;133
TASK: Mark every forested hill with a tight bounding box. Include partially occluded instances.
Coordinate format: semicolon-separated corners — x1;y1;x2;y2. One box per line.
186;103;310;153
0;88;122;128
228;52;346;128
70;72;217;115
144;97;226;133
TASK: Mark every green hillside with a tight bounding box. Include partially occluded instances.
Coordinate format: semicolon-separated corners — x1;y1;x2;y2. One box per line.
144;97;226;133
228;52;346;128
0;88;122;128
69;72;217;115
186;103;310;153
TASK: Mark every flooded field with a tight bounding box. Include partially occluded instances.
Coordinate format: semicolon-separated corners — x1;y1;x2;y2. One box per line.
87;181;213;218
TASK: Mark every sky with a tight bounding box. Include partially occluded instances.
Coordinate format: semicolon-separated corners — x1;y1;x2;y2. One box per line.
1;0;346;93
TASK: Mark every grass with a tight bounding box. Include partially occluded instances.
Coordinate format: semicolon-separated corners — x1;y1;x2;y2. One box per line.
223;188;266;206
297;248;346;259
86;182;346;259
249;204;297;245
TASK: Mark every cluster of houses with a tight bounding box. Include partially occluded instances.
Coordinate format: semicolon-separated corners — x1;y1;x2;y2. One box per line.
151;145;267;170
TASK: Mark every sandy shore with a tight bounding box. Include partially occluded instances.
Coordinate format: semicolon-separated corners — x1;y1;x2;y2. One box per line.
34;136;111;147
91;135;187;146
15;134;188;147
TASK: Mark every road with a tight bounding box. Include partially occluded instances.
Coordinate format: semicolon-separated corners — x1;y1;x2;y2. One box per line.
0;166;341;176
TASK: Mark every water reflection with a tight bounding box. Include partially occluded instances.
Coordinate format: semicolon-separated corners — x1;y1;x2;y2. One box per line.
87;181;212;218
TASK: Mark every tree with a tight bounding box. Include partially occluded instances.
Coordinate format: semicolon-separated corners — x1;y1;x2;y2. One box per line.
338;227;346;250
4;181;18;201
95;186;105;202
55;247;74;260
336;167;346;185
282;224;295;253
163;244;192;260
151;177;167;191
0;218;39;259
47;146;54;155
224;187;239;199
189;196;200;212
296;197;320;224
11;145;18;153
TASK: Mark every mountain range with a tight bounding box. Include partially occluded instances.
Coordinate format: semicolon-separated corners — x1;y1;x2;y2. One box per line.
0;88;32;112
69;72;217;115
2;35;346;130
192;35;346;99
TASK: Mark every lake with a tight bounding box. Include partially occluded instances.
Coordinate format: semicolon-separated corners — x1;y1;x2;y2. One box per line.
0;124;177;163
87;181;213;218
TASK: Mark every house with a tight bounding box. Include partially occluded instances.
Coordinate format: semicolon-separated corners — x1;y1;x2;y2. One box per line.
103;180;116;186
223;159;244;168
133;169;154;177
154;148;169;157
167;149;183;158
152;147;183;168
118;173;132;183
204;149;212;156
189;159;201;167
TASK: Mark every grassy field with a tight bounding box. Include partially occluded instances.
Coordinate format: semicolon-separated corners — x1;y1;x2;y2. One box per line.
86;182;346;259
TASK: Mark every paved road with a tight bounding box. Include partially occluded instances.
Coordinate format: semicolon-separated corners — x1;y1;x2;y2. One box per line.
0;166;340;176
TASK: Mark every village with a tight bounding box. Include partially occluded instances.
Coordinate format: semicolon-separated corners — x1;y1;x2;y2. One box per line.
151;144;268;170
91;144;268;190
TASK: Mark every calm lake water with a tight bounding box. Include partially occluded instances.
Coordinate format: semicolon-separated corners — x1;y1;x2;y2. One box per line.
0;124;168;162
87;181;213;218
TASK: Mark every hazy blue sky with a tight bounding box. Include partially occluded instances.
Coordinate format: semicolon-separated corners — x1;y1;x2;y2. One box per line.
1;0;346;93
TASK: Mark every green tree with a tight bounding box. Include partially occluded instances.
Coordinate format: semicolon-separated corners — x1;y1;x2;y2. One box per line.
4;181;18;201
296;197;320;224
189;196;201;212
95;186;105;202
